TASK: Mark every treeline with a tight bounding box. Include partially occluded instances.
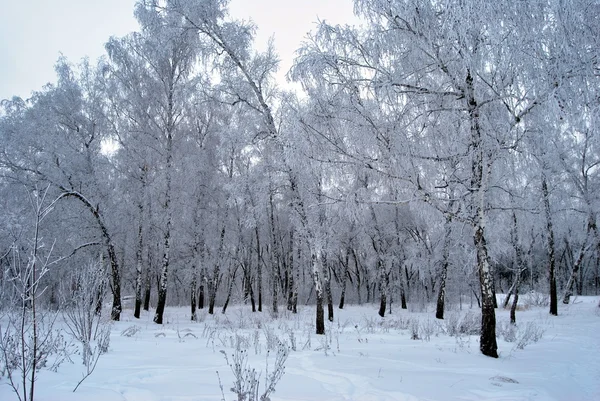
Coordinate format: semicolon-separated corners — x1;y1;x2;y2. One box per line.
1;0;599;358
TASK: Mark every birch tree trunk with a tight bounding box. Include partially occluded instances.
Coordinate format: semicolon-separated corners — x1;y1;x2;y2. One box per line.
436;214;453;320
466;70;498;358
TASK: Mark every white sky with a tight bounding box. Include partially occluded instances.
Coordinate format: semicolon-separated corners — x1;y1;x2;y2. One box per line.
0;0;357;101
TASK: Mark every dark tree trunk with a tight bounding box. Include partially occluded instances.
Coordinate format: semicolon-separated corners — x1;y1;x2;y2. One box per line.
352;249;362;305
323;257;334;322
287;229;296;312
154;222;171;324
292;235;300;314
134;198;144;319
316;289;325;335
311;247;326;335
62;191;122;320
436;214;452;319
378;292;387;318
510;280;519;324
190;265;197;321
222;267;237;314
249;280;256;312
542;176;558;316
338;248;349;310
208;277;216;314
269;191;280;317
255;227;262;312
143;261;151;311
198;273;205;309
209;224;227;315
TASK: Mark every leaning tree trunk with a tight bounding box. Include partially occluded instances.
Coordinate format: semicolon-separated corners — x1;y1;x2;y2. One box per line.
563;239;587;304
563;215;593;304
222;265;238;314
62;191;122;321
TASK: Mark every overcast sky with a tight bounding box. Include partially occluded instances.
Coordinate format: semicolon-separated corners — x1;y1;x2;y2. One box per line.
0;0;357;101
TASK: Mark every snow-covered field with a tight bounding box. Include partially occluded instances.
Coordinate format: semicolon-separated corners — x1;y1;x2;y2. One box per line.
2;296;599;401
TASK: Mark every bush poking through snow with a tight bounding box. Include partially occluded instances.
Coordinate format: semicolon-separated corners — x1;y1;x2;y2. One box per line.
500;322;517;343
444;312;480;337
516;322;545;350
420;319;436;342
219;339;290;401
121;325;141;337
62;259;112;392
410;319;420;340
523;291;550;308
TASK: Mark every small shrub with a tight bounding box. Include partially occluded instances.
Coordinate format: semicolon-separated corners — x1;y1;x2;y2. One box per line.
523;291;549;308
420;319;437;342
121;325;141;337
410;319;420;340
516;321;545;350
500;321;517;343
219;340;289;401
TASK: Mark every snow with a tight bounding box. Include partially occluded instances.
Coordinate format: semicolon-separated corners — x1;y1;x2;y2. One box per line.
2;297;599;401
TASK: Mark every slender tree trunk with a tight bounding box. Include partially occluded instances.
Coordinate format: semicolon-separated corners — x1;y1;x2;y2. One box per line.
209;223;227;315
190;263;197;321
542;175;558;316
222;266;237;314
62;191;122;320
255;226;263;312
339;247;350;309
466;70;498;358
292;234;301;314
134;188;145;319
249;275;256;312
322;252;334;321
269;190;280;317
154;225;170;324
287;229;295;311
563;238;587;304
378;290;387;318
143;253;151;311
436;213;453;319
154;162;173;324
198;269;205;309
153;76;177;324
313;249;325;335
352;249;362;305
563;215;594;304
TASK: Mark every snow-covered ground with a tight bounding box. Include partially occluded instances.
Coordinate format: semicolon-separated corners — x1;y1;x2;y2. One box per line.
2;296;599;401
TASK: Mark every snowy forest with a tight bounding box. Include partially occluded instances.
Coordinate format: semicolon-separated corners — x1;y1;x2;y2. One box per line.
1;0;600;399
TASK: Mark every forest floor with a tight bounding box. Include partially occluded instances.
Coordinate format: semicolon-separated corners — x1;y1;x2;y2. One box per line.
1;294;599;401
